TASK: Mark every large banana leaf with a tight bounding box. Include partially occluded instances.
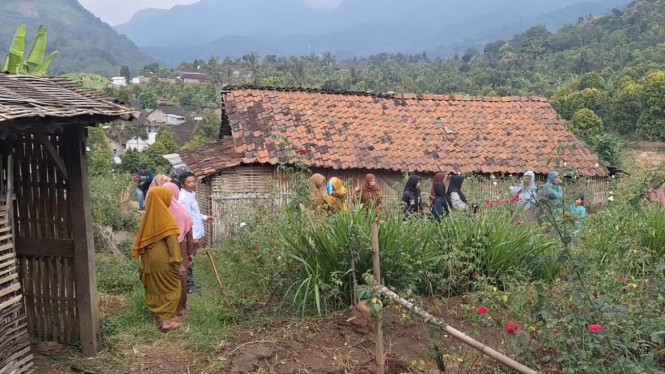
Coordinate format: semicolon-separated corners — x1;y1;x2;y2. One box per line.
27;51;58;76
4;24;26;74
25;25;47;70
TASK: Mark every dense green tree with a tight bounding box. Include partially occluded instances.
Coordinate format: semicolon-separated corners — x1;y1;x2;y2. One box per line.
637;70;665;140
568;108;604;145
156;127;180;153
87;127;114;176
138;91;158;109
120;149;143;174
120;65;130;82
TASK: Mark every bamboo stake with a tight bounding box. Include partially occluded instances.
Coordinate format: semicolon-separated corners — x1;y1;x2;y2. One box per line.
370;221;385;374
377;285;541;374
206;251;225;294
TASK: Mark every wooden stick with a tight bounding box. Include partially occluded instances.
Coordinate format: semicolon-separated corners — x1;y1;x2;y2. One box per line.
206;251;224;293
377;285;541;374
370;221;385;374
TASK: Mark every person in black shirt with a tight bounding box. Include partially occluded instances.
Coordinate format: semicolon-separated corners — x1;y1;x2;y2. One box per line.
402;175;422;217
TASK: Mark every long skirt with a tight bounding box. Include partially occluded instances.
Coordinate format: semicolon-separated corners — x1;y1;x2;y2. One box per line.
139;239;181;322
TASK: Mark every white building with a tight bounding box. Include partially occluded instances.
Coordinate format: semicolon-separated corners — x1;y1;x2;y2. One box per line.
165;114;186;126
110;76;127;87
131;76;142;84
125;132;158;152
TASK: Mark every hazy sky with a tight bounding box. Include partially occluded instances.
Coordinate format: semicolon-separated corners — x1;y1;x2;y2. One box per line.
79;0;343;25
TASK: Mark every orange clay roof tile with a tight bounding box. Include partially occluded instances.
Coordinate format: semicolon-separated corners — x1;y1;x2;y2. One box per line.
180;86;607;177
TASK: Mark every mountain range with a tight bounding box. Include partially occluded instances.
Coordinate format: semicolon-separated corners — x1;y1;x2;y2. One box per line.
116;0;633;65
0;0;153;75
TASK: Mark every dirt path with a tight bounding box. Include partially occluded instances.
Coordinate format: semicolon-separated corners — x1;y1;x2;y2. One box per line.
32;297;511;374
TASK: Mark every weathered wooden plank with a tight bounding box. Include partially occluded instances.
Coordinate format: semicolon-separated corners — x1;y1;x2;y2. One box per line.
15;238;74;258
62;125;100;355
34;132;68;180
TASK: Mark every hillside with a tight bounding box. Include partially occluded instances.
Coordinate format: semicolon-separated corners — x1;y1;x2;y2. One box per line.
118;0;631;64
0;0;154;75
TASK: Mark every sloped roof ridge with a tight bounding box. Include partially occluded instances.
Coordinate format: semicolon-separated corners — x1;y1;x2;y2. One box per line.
221;84;548;102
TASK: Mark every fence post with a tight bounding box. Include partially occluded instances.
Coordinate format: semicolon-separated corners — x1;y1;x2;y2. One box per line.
370;221;385;374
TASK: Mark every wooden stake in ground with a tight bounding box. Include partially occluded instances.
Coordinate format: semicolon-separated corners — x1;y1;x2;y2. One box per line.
370;221;385;374
377;285;541;374
206;251;225;293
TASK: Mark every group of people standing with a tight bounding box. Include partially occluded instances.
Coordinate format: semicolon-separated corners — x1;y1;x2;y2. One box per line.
307;170;588;229
132;165;214;331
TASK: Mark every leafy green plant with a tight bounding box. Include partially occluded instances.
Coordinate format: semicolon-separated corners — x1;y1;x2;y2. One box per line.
4;24;58;76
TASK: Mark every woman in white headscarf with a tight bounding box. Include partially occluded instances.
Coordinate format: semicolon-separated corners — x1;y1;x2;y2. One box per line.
511;171;538;222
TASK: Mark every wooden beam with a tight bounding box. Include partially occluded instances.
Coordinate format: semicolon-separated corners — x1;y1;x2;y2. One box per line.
15;238;74;258
34;132;68;180
62;125;100;355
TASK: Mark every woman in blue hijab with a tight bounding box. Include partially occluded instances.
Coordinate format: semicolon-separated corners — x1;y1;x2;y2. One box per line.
540;171;563;206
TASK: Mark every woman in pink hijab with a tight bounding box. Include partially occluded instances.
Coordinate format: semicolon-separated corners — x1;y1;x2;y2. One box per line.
164;182;195;318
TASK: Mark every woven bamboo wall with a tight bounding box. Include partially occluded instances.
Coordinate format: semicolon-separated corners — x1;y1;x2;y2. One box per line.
204;166;609;246
196;179;212;247
12;134;79;345
0;153;33;374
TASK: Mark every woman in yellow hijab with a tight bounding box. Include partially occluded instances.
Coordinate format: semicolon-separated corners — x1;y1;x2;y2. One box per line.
323;177;349;212
132;186;184;331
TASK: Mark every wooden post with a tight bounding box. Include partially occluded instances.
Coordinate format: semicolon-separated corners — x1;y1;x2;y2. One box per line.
370;221;384;374
63;126;100;355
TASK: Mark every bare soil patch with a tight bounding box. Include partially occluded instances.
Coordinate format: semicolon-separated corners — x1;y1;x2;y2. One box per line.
32;297;513;374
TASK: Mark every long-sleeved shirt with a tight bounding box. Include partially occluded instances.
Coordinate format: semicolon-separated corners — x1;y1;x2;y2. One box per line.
178;189;207;240
136;170;154;192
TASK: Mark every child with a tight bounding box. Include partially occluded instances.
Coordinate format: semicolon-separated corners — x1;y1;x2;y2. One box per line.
570;195;587;228
570;195;586;244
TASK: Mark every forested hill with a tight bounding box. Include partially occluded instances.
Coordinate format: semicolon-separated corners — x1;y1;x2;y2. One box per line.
0;0;154;75
119;0;632;64
153;0;665;166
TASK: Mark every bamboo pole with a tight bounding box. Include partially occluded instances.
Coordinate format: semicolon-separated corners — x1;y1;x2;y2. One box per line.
370;221;385;374
377;285;540;374
206;251;225;294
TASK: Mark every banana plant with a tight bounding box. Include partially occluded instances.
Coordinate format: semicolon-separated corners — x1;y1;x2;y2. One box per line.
3;24;58;76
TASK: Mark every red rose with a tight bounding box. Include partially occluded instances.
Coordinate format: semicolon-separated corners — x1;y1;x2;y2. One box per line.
477;307;489;315
553;328;559;334
134;173;140;180
500;199;505;204
474;364;480;369
516;221;522;225
486;199;492;205
513;195;520;202
505;321;519;334
588;324;602;333
489;202;495;207
298;148;307;155
617;275;626;282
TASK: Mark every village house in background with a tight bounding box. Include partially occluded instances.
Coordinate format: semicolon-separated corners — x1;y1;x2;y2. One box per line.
110;76;127;87
168;86;608;246
0;74;135;373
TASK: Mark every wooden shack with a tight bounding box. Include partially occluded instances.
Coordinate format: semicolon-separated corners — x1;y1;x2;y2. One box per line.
0;73;135;372
171;86;608;247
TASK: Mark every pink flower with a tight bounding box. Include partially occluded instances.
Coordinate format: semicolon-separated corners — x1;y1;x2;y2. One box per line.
486;199;492;205
505;321;519;334
516;221;522;225
553;328;559;334
477;307;489;315
500;199;505;204
489;202;496;207
298;148;307;156
588;324;603;333
134;173;140;180
513;195;520;202
617;275;626;282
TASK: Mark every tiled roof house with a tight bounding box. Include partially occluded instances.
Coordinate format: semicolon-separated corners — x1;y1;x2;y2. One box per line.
173;86;608;245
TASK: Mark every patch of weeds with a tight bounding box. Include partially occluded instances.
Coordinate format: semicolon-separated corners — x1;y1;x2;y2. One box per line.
97;254;140;295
